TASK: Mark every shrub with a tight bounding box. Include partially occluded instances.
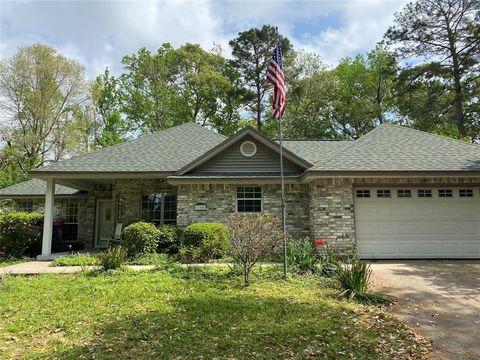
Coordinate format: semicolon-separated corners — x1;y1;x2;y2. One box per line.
157;225;179;254
182;222;229;262
336;256;390;304
287;237;318;274
0;212;43;258
97;246;127;270
227;214;283;286
51;254;98;267
122;222;159;257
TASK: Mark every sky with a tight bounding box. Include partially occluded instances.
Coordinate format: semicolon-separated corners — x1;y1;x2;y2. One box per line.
0;0;409;79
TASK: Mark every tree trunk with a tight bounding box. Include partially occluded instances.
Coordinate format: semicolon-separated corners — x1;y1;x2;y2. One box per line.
243;265;250;287
256;83;262;131
453;73;465;138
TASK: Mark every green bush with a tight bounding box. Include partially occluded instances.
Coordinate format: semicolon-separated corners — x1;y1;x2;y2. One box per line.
51;254;98;267
0;212;43;258
97;246;127;270
123;222;159;257
157;225;179;254
287;237;318;274
336;257;390;304
182;222;229;263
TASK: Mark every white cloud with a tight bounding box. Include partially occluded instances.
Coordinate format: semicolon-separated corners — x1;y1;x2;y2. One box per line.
0;0;409;78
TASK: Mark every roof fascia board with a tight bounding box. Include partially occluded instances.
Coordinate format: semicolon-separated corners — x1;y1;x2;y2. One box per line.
167;176;301;185
176;127;311;175
301;170;480;182
29;171;173;179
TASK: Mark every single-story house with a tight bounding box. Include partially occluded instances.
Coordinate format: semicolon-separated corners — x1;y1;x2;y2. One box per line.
1;123;480;260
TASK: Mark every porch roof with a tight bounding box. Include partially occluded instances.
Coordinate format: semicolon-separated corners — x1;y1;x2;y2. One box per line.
0;179;81;197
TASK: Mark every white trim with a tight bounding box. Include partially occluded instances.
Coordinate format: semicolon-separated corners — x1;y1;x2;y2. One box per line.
95;198;113;248
40;178;55;257
240;140;257;157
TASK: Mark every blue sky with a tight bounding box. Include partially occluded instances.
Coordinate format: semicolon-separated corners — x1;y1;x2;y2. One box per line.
0;0;409;79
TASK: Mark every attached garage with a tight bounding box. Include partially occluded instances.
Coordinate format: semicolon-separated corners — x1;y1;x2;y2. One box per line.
355;187;480;259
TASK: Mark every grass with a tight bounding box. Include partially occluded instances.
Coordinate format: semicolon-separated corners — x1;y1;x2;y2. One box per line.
50;255;99;267
0;257;31;268
0;266;428;359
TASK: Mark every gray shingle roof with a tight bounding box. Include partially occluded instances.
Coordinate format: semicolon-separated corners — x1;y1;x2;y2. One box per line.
0;179;80;197
31;123;227;174
310;124;480;172
282;140;349;164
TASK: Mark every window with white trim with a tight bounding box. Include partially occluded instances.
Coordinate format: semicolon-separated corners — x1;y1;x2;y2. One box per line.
418;189;432;198
61;200;79;241
141;192;177;225
397;189;412;198
236;186;262;212
356;189;370;198
459;189;473;197
439;189;453;197
377;189;391;198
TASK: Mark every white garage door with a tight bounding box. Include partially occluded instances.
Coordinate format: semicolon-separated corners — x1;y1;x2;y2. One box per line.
355;187;480;259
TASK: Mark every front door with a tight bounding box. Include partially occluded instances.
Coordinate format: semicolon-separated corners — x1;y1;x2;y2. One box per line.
96;199;114;248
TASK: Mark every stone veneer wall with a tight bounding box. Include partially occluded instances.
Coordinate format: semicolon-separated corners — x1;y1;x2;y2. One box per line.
308;179;355;250
177;183;311;238
112;179;176;226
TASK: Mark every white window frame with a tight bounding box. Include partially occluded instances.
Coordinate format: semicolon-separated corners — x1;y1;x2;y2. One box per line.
236;186;263;213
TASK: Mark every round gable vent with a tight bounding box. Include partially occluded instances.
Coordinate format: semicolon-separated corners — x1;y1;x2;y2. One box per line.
240;140;257;157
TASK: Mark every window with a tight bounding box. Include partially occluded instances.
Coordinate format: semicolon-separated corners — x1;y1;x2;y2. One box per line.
377;189;391;198
397;189;412;198
439;189;453;197
141;192;177;225
237;186;262;212
418;189;432;198
16;200;33;212
117;195;125;222
459;189;474;197
356;189;370;198
61;200;79;241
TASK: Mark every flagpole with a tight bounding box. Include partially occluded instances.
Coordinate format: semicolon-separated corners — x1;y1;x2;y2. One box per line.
275;26;288;279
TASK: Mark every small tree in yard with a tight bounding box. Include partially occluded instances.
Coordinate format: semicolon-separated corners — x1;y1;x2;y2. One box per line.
227;213;283;286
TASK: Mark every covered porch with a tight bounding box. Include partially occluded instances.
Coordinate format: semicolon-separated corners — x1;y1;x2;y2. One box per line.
35;176;178;260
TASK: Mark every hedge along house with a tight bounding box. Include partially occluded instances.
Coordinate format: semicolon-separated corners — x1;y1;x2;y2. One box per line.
2;122;480;260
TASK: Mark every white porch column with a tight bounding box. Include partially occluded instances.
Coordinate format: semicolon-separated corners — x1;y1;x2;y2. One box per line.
40;178;55;258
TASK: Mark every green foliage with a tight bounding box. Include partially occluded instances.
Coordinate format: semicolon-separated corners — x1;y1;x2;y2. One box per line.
287;237;318;274
385;0;480;139
229;24;292;130
0;199;16;216
0;212;43;258
181;222;230;263
126;253;170;266
97;246;127;270
0;268;426;359
157;225;179;254
123;222;159;257
51;254;98;267
336;256;391;304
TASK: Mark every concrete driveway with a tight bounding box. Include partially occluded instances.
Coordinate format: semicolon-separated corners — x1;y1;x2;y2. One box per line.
370;260;480;360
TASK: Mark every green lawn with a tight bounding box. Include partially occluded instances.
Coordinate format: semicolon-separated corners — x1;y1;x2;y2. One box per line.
0;266;428;359
0;257;31;268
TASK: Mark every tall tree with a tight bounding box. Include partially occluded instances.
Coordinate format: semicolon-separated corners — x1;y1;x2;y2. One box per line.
91;68;127;148
0;44;88;174
385;0;480;138
229;25;292;131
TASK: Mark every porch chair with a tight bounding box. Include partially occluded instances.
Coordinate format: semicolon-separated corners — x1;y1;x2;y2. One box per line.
97;223;123;249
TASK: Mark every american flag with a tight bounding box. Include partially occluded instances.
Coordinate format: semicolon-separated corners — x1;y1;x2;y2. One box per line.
266;43;285;119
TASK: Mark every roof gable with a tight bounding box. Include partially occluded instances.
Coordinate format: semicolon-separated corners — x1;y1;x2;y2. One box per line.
176;127;312;176
310;124;480;172
30;123;227;174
